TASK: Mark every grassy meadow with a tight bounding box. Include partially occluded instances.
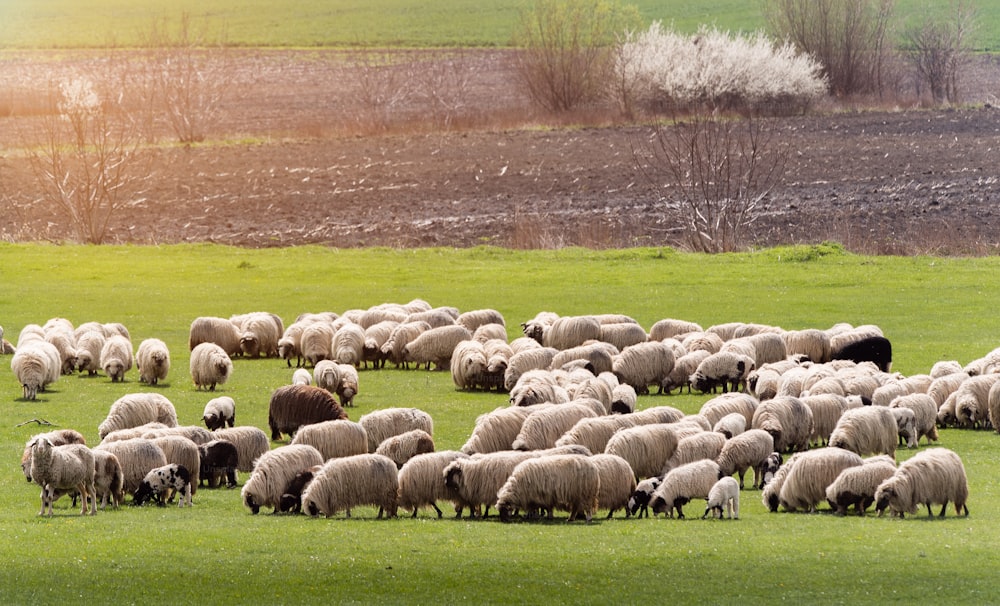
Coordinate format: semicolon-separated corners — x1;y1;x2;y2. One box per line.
1;243;1000;603
0;0;996;49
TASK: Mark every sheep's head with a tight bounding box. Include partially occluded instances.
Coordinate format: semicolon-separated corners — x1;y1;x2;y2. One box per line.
874;486;894;516
244;491;261;515
443;463;463;490
498;503;514;523
648;495;668;517
240;334;260;357
132;481;155;507
203;413;223;431
77;352;93;372
104;359;125;382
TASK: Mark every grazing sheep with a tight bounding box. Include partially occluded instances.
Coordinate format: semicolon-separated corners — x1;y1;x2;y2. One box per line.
661;350;711;395
662;431;726;475
456;309;505;334
509;370;570;407
402;324;473;371
748;367;782;401
212;426;269;473
713;412;746;439
605;423;679;480
301;453;399;519
715;428;775;489
292;368;312;386
504;347;559;391
751;396;813;454
774;447;864;513
242;444;324;514
199;439;239;488
277;465;321;513
375;429;436;468
740;332;788;367
90;449;124;509
520;311;559;344
649;318;703;341
290;419;368;461
94;438;169;495
189;342;233;391
268;384;348;442
874;448;969;518
828;406;898;458
74;330;106;375
142;425;213;445
200;396;236;432
699;392;759;429
930;360;964;379
43;330;77;375
632;406;687;425
496;454;600;522
21;429;87;483
480;338;514;391
927;371;968;408
831;335;892;372
783;329;832;364
359;407;433;453
29;437;96;516
11;343;59;400
650;459;721;518
801;394;851;447
541;316;602;350
589;453;637;519
132;464;192;507
550;342;617;376
397;450;470;518
405;308;458;329
150;435;201;495
312;359;341;394
381;321;432;369
512;403;598;451
300;321;336;367
611;341;675;395
332;322;366;367
891;407;919;449
362;320;398;369
626;476;663;518
691;351;756;394
236;312;283;358
189;316;242;357
98;393;178;439
937;392;960;428
451;339;488;390
598;322;648;351
100;423;169;443
135;338;170;385
703;476;740;519
954;373;1000;429
825;456;897;516
460;406;541;455
608;383;637;415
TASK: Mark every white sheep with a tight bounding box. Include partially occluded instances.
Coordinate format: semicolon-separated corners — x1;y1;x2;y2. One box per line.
589;453;637;519
300;321;336;367
291;419;368;461
703;476;740;519
381;321;431;369
100;422;169;443
661;350;711;395
44;330;78;375
374;429;436;469
495;454;600;522
927;371;968;408
451;339;488;390
362;320;398;368
611;341;675;395
29;437;96;516
460;405;542;455
550;342;617;376
604;423;679;480
691;351;756;394
874;447;969;518
715;428;775;489
503;347;558;391
509;370;570;407
292;368;312;386
650;459;721;518
301;453;399;519
800;393;851;447
751;396;813;453
712;412;746;439
649;318;703;341
21;429;87;482
541;315;601;350
662;431;727;475
783;328;832;364
92;449;125;509
825;456;897;515
359;407;434;453
775;447;864;513
401;324;473;371
94;438;169;495
241;444;324;514
190;342;233;391
135;338;170;385
11;343;59;400
555;413;638;454
457;308;505;333
512;403;598;451
236;311;283;358
681;331;725;355
699;392;759;428
397;450;471;518
100;334;134;382
212;426;270;473
202;396;236;431
74;330;106;375
481;338;514;391
189;316;242;357
142;425;213;445
98;393;178;439
313;359;341;393
332;322;366;367
954;373;1000;428
405;308;458;328
828;406;898;458
598;322;648;351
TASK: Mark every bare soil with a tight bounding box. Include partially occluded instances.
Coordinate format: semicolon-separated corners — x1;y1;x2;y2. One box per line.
2;49;1000;254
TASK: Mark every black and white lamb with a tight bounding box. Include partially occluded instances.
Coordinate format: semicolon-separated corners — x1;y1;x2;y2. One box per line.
202;396;236;431
132;463;192;507
626;476;663;518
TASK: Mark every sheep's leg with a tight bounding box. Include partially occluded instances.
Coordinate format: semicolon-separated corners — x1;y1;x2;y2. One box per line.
938;501;948;518
432;503;443;518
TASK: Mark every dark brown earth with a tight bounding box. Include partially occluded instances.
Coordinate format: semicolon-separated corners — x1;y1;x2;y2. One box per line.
2;49;999;254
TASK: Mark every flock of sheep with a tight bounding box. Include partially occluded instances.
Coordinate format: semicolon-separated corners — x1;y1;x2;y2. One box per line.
5;301;983;521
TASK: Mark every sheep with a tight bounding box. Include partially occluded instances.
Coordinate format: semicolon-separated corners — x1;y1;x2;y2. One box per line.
190;342;233;391
801;394;851;447
741;332;788;367
236;312;283;358
691;351;756;394
610;383;637;415
290;419;368;461
359;407;433;453
300;321;336;367
472;323;507;345
703;476;740;519
94;438;169;495
241;444;324;514
828;406;898;458
362;320;397;369
930;360;964;379
649;318;703;341
586;453;636;519
774;447;864;513
715;428;775;490
11;343;59;400
132;464;193;507
151;435;201;496
542;315;602;350
597;322;648;351
277;321;308;368
402;324;473;371
660;350;710;395
312;359;341;394
142;425;213;445
332;322;366;367
74;330;106;375
100;422;169;443
938;392;960;428
202;396;236;431
29;437;96;516
212;426;270;473
927;371;968;408
132;337;170;386
460;406;541;455
831;335;892;372
89;449;124;509
783;328;832;364
375;429;436;468
751;396;813;454
381;321;432;369
267;384;348;442
520;311;559;343
188;316;242;356
874;448;969;518
504;347;558;391
891;407;919;449
825;456;897;516
604;423;679;480
954;373;1000;429
44;330;77;375
699;392;759;429
631;405;686;425
397;450;470;518
301;453;399;519
550;342;617;376
98;393;178;439
357;305;408;329
512;403;598;451
199;439;239;488
292;368;312;386
456;308;505;333
713;412;746;439
611;341;675;395
451;339;488;390
405;309;457;329
21;429;87;483
480;339;514;391
495;454;600;522
649;459;721;518
278;465;321;513
663;431;726;474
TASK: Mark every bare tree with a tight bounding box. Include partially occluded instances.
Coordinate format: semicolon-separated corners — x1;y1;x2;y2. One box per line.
634;111;788;252
344;50;415;132
903;1;978;104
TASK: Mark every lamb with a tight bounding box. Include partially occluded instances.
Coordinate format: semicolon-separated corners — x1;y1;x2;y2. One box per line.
783;328;832;364
611;341;675;395
825;456;897;515
135;338;170;385
541;315;602;350
661;350;711;395
649;459;721;518
189;316;242;357
690;351;756;394
512;403;598;451
212;426;270;473
828;406;898;458
401;324;473;371
703;476;740;519
190;342;233;391
626;476;663;518
292;368;312;386
267;384;349;442
94;438;169;495
290;419;368;461
90;449;125;509
359;407;433;453
831;335;892;372
278;465;321;513
332;322;366;367
451;339;488;390
300;321;336;367
381;321;431;369
151;435;201;496
610;383;637;414
301;453;399;518
715;428;775;489
457;308;506;333
202;396;236;431
712;412;746;439
29;437;96;516
604;423;679;480
362;320;398;369
649;318;703;341
132;464;193;507
874;448;969;518
241;444;324;514
374;429;436;468
503;347;558;391
751;396;813;453
774;447;864;513
662;431;727;474
460;406;541;455
198;439;239;488
98;393;178;439
236;312;283;358
397;450;470;518
11;343;59;400
495;454;600;522
74;330;106;375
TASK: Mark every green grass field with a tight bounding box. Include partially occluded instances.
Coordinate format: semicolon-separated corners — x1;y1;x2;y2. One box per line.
1;243;999;603
0;0;996;49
